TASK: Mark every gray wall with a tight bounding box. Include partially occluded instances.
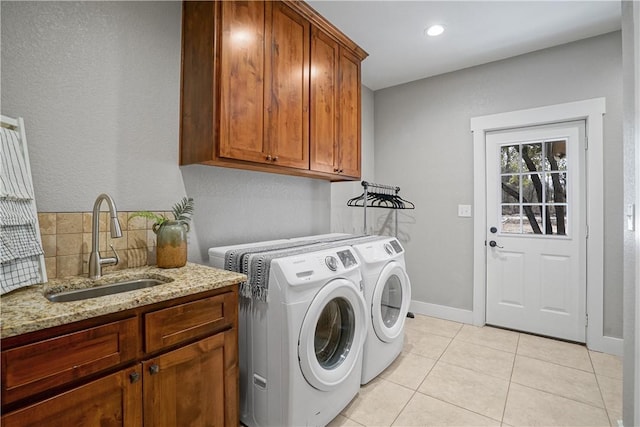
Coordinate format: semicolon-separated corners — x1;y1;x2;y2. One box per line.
331;87;375;234
374;32;624;337
0;1;331;264
622;1;638;424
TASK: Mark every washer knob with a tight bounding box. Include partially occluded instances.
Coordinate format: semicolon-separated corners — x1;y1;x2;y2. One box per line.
325;256;338;271
384;243;394;255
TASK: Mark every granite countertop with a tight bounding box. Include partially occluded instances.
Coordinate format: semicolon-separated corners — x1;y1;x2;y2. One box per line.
0;263;246;339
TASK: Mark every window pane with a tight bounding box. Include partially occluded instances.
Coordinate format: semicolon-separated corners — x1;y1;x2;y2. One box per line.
522;205;543;234
501;175;520;203
545;172;567;203
522;173;543;203
546;140;567;171
548;205;568;236
501;205;521;234
501;145;520;173
522;143;543;172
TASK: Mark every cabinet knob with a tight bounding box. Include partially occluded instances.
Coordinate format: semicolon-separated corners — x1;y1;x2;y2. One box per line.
272;156;278;162
334;168;339;172
339;169;344;173
149;364;160;375
129;371;140;383
266;155;272;161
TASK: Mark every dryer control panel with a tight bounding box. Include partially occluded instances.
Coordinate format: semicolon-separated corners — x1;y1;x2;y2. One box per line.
353;238;404;265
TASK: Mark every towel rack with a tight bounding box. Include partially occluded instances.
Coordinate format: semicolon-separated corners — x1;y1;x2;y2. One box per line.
1;114;48;289
347;181;415;236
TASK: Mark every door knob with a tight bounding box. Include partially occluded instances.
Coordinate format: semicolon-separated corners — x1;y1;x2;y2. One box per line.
490;227;497;234
489;240;504;249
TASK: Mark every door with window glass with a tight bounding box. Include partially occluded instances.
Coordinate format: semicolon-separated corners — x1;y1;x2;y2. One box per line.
485;121;586;342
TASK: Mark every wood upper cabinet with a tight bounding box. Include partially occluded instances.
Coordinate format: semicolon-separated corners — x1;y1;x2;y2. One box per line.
218;1;267;164
218;1;309;169
264;1;310;169
180;0;366;180
336;48;362;178
310;27;361;178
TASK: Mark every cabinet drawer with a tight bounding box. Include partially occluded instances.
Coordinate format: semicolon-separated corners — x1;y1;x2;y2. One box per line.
144;291;235;353
2;317;138;405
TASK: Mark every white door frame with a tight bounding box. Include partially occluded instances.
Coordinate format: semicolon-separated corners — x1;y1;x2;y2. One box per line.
471;98;620;355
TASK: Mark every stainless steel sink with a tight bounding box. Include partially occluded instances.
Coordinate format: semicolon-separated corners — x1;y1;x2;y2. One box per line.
46;278;171;303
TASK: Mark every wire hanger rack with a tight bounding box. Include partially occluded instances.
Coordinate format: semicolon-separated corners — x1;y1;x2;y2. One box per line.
347;181;415;236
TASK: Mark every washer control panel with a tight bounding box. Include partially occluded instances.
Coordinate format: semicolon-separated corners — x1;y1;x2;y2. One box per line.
274;246;361;286
325;256;338;271
337;249;358;268
384;243;394;255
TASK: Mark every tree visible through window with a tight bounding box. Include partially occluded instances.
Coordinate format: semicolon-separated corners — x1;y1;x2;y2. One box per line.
500;140;568;236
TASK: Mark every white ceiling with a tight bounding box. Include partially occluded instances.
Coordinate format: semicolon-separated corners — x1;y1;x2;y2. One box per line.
307;1;622;91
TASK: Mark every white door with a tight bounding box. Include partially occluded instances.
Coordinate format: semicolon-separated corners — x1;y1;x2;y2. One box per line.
485;121;586;342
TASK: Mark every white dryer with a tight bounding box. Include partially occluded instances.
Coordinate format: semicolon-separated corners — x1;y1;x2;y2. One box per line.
351;237;411;384
241;246;367;427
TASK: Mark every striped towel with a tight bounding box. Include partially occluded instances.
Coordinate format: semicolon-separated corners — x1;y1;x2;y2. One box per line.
0;127;34;200
0;199;36;225
0;123;44;294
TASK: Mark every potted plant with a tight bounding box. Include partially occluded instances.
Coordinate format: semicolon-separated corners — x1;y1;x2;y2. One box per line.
131;197;194;269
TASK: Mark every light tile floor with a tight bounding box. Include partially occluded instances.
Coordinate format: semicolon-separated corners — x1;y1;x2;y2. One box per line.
328;314;623;427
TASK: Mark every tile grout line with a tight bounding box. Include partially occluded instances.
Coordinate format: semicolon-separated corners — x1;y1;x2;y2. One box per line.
388;321;463;426
500;332;520;425
409;322;507;424
589;348;616;426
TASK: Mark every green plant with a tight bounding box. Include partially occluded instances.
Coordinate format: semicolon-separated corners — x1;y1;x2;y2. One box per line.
130;197;194;231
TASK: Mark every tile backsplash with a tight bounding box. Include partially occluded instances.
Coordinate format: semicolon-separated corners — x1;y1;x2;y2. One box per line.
37;210;172;280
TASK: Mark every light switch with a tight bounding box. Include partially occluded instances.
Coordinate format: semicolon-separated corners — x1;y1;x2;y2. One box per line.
627;204;635;231
458;204;472;218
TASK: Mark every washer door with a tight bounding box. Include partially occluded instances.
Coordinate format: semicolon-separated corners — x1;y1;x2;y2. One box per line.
372;262;411;343
298;278;366;391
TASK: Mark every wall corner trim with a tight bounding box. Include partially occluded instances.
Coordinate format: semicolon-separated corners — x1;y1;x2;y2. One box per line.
409;300;474;324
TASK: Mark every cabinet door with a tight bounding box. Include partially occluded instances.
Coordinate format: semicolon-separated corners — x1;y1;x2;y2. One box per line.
337;48;362;178
143;332;232;427
310;27;339;174
219;1;268;164
264;2;310;170
1;367;142;427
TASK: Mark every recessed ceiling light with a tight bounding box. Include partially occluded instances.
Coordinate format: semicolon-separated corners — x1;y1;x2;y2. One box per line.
426;24;445;37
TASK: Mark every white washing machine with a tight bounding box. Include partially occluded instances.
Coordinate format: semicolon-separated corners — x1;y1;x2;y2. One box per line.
208;239;290;269
239;245;367;426
351;236;411;384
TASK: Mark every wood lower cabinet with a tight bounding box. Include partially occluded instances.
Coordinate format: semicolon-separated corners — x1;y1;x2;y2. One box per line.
180;0;367;181
2;368;142;427
1;286;239;427
143;332;232;427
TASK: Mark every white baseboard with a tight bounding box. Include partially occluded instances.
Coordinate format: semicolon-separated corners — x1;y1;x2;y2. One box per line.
409;300;474;324
588;335;624;357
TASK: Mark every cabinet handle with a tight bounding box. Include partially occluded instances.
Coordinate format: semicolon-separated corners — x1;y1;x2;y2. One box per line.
129;371;140;383
149;364;160;375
